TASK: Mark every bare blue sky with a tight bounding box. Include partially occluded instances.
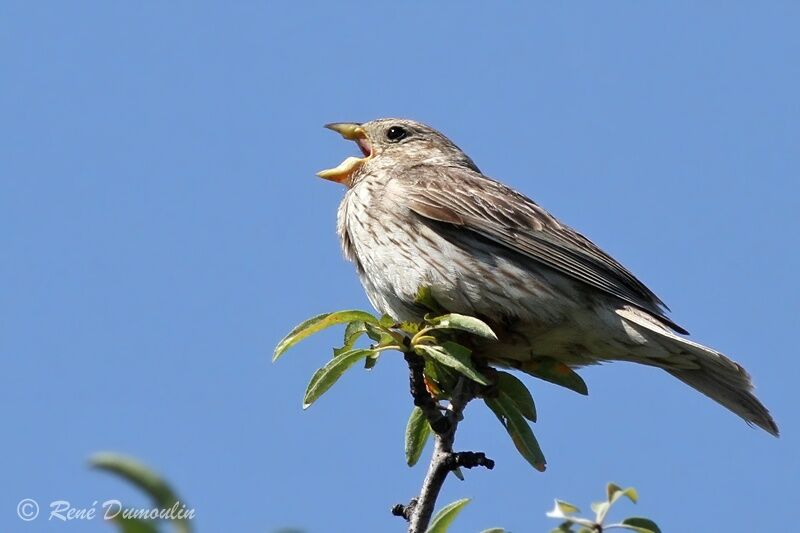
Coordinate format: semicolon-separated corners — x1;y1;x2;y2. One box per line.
2;2;798;532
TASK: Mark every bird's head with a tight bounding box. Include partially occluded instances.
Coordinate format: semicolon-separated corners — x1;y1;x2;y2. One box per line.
317;118;478;186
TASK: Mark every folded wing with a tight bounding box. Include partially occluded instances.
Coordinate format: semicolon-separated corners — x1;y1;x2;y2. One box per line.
396;164;688;334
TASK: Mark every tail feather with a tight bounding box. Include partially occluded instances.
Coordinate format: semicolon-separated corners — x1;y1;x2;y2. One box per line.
616;308;779;436
666;357;778;437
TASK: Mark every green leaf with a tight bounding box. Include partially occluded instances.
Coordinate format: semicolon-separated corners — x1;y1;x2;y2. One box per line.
416;342;490;385
399;321;421;335
546;516;596;531
549;525;574;533
423;359;441;382
620;517;662;533
485;392;546;471
344;319;366;342
591;500;611;524
90;453;191;533
405;406;431;466
305;367;326;395
519;357;588;395
495;371;536;421
423;359;460;397
113;517;159;533
425;498;470;533
364;321;388;342
333;320;367;356
607;483;638;505
415;286;444;313
429;313;497;340
302;349;375;408
546;500;580;518
480;529;506;533
91;453;179;511
273;310;379;361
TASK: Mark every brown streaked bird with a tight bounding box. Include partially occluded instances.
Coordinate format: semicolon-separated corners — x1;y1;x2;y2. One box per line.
317;118;778;436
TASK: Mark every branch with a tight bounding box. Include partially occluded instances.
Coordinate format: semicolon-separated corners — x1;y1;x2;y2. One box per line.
394;353;495;533
404;352;450;434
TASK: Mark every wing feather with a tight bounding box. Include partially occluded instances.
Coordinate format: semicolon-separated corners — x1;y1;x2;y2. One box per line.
396;164;688;334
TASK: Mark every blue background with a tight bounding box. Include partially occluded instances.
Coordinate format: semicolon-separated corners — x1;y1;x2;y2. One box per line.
2;2;798;532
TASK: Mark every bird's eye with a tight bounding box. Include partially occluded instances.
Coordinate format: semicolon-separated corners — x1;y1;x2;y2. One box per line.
386;126;408;142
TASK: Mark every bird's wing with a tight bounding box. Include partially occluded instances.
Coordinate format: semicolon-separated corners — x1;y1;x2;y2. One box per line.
396;164;687;334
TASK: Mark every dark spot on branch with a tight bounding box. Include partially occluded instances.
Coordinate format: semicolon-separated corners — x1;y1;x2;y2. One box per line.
446;451;495;471
391;498;417;522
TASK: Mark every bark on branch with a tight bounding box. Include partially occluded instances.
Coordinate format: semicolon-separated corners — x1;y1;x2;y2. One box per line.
394;353;495;533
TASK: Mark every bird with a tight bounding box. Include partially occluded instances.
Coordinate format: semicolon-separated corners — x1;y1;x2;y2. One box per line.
317;118;778;436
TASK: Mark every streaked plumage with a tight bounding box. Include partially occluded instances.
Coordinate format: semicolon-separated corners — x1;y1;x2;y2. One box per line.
320;118;777;436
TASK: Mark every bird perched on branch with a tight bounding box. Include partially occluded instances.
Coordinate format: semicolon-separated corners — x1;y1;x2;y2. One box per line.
317;118;778;436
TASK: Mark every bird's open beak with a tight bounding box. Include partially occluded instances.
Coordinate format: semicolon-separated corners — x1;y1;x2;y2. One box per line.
317;123;373;184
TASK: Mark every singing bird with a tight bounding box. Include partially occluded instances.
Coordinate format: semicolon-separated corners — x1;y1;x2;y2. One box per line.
317;118;778;436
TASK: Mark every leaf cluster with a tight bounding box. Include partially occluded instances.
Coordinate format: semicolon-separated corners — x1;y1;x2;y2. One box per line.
273;300;588;473
547;483;661;533
87;452;661;533
272;291;663;533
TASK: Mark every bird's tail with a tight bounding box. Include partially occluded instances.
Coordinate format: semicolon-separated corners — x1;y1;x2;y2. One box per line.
665;359;778;436
615;308;779;436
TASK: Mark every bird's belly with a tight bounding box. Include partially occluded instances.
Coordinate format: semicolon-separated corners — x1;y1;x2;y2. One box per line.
343;201;629;366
